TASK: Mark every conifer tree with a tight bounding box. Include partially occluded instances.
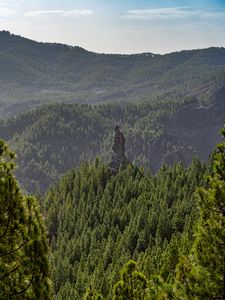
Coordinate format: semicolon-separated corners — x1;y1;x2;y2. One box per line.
84;285;103;300
113;260;147;300
0;140;51;299
175;126;225;299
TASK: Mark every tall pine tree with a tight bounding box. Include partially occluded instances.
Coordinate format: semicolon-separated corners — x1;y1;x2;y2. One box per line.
113;260;147;300
175;126;225;299
0;140;51;299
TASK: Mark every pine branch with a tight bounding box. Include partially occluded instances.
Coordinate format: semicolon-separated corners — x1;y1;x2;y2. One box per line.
0;240;27;257
0;264;20;281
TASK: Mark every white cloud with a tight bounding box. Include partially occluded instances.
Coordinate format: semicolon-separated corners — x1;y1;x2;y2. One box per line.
123;7;195;20
24;9;93;18
204;11;225;18
0;6;15;16
25;10;63;17
123;7;225;21
62;10;93;17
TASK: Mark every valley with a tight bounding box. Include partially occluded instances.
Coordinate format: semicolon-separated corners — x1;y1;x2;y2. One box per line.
0;31;225;299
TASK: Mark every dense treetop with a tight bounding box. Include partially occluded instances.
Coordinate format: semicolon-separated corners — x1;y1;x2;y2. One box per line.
44;157;207;299
0;140;51;299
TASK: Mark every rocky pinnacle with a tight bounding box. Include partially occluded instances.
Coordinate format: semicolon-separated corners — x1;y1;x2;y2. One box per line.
109;125;127;174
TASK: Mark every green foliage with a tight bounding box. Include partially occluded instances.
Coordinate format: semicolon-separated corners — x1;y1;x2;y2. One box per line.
44;157;206;298
173;126;225;299
113;260;147;300
84;285;103;300
0;139;51;299
1;30;225;300
0;98;216;194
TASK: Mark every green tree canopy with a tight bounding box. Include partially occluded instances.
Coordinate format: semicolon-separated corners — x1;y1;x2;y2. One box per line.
0;140;51;299
113;260;147;300
175;126;225;299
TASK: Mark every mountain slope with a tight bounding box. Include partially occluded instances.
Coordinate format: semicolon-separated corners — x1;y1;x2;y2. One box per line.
1;31;225;117
0;96;223;193
44;159;206;298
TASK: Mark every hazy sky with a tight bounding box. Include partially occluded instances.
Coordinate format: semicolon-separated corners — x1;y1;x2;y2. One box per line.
1;0;225;54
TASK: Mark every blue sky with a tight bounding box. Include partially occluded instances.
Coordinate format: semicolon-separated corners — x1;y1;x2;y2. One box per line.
1;0;225;54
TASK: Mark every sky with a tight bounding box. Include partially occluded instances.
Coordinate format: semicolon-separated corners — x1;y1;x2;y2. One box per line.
1;0;225;54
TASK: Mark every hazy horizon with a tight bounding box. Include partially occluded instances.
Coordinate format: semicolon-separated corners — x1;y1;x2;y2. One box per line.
1;0;225;54
3;29;225;56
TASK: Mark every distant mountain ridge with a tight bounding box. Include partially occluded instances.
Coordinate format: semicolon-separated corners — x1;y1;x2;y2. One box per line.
1;31;225;117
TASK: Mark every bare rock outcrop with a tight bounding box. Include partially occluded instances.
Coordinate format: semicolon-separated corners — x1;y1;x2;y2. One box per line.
109;125;127;174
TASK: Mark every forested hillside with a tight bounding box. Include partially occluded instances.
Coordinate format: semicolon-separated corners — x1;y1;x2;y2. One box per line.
43;127;225;299
1;29;225;299
1;31;225;193
44;158;207;299
1;31;225;117
0;97;223;193
1;123;224;299
0;140;51;299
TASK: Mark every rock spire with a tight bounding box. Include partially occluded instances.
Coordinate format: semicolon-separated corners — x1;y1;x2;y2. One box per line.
109;125;127;174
